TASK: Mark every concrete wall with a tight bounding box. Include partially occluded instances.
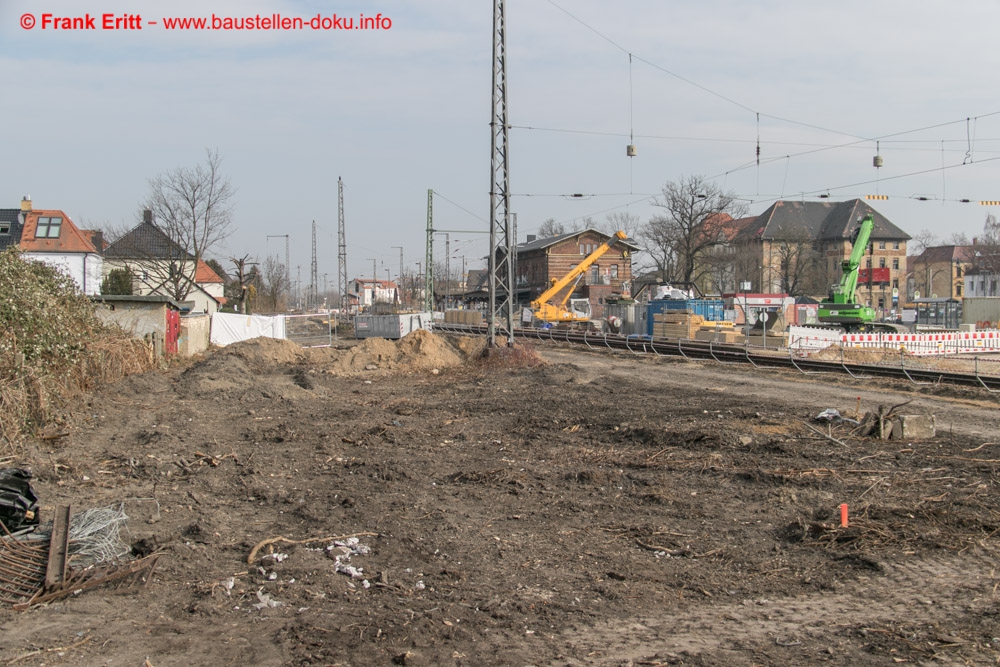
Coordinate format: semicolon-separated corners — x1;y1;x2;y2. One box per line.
961;297;1000;328
95;301;166;340
179;314;211;356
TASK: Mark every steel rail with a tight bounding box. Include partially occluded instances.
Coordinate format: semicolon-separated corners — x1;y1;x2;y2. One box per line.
430;322;1000;390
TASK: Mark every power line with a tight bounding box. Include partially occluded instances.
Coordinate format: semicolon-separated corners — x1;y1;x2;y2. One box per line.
542;0;1000;152
431;190;489;223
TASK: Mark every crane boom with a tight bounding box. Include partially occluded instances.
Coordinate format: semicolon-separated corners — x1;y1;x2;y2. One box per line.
532;231;627;323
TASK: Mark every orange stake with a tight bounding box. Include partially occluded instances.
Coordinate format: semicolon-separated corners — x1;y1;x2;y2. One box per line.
840;503;849;528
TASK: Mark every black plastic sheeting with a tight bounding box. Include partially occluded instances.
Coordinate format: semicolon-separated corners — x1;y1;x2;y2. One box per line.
0;468;39;532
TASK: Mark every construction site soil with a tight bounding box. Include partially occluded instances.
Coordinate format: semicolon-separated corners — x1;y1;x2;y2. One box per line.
3;330;1000;666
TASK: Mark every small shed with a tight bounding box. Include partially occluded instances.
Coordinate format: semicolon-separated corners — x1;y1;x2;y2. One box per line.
92;294;183;356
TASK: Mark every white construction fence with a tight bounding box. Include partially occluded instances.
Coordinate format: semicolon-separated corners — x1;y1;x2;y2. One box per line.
788;326;1000;356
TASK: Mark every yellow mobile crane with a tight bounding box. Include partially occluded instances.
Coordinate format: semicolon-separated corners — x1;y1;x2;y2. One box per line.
531;230;628;325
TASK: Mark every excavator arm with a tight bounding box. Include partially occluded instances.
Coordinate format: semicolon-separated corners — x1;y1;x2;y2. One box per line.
531;230;628;322
831;214;874;305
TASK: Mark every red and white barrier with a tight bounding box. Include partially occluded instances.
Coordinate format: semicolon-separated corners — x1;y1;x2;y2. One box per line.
789;326;1000;356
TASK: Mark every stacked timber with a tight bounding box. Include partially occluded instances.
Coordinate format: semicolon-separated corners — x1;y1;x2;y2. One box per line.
695;322;742;344
444;310;484;325
651;311;703;339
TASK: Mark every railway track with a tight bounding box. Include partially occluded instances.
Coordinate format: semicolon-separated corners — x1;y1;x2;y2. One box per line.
433;323;1000;392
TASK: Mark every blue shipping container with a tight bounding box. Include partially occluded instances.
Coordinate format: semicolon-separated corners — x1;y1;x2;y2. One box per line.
646;299;725;337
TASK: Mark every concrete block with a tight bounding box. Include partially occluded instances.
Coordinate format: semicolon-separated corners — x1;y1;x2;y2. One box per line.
892;414;936;440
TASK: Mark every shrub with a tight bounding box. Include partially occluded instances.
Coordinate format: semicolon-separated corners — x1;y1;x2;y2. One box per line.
0;248;154;453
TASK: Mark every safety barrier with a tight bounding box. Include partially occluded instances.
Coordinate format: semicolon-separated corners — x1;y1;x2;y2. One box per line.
788;326;1000;357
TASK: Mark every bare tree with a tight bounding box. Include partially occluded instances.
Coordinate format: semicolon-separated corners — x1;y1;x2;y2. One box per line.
537;218;565;238
141;149;236;301
773;235;820;296
641;175;747;285
601;210;642;239
970;214;1000;273
636;217;679;281
908;229;938;256
259;255;290;312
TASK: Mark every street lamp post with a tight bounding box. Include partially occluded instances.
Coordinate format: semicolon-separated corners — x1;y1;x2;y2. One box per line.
415;261;422;311
391;246;403;306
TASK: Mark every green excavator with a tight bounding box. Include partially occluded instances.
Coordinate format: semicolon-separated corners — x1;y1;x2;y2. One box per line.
817;213;899;333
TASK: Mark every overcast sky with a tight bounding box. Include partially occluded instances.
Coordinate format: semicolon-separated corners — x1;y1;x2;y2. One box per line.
4;0;1000;288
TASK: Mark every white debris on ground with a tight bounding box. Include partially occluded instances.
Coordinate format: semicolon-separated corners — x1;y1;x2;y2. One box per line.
327;537;371;587
253;588;282;610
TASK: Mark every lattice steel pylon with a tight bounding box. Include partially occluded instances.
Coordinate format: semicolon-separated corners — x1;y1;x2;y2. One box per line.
488;0;515;348
337;177;348;316
424;189;434;312
310;220;318;309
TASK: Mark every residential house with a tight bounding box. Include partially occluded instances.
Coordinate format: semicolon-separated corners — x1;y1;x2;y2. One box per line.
908;245;975;301
0;207;25;251
515;228;640;320
103;211;225;313
16;198;103;295
349;278;398;311
965;268;1000;298
727;199;910;311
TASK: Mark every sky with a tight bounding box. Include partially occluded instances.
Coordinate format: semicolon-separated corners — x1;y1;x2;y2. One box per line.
4;0;1000;291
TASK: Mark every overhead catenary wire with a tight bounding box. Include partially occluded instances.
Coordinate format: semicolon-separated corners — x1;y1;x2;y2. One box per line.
511;1;1000;230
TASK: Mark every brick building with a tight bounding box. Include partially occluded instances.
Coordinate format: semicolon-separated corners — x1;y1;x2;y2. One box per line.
729;199;910;310
515;228;640;319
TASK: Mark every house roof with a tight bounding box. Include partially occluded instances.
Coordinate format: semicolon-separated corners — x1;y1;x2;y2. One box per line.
0;209;24;251
104;221;192;260
517;228;642;253
465;269;488;291
911;245;976;264
195;259;224;284
20;209;100;254
745;199;910;242
354;278;397;288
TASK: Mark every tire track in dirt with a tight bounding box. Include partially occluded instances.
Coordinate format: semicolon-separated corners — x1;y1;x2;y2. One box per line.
551;551;999;664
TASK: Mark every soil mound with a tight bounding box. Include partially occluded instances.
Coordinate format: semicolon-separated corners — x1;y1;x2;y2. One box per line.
178;351;257;396
395;329;464;370
217;336;305;370
333;330;466;374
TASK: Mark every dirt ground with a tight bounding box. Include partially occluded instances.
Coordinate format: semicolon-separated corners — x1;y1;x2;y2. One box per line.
2;330;1000;666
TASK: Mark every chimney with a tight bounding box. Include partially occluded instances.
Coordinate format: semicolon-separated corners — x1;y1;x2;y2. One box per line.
143;209;153;224
20;196;31;213
527;234;536;243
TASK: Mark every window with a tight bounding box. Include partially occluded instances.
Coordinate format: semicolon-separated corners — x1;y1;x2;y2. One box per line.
957;285;963;296
878;241;886;249
992;280;998;295
34;216;62;238
879;257;886;268
892;258;899;270
610;264;619;279
892;278;899;288
893;242;900;250
0;223;9;235
865;258;872;268
956;265;963;277
579;244;586;255
590;266;599;284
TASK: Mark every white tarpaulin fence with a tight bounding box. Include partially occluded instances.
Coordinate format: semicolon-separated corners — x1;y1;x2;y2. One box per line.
788;326;1000;356
210;312;286;346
